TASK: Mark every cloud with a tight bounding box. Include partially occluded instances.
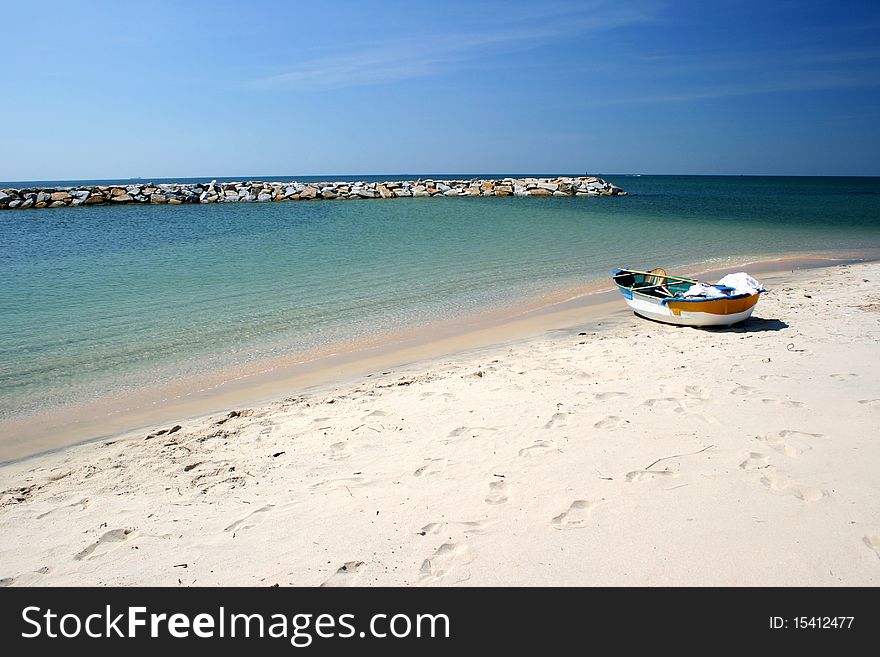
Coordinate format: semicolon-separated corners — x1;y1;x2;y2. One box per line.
582;73;880;106
253;2;659;90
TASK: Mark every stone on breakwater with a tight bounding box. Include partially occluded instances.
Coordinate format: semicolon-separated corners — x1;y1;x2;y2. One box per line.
0;176;626;210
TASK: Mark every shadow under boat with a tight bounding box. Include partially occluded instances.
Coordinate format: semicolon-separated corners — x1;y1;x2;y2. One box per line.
633;312;789;333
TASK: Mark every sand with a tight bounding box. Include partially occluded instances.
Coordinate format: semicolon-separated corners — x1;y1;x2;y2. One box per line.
1;261;879;586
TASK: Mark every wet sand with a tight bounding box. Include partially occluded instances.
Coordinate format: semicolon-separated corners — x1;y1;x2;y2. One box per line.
1;250;875;463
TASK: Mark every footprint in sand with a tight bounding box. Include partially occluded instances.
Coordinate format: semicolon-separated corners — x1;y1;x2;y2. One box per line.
830;373;859;380
641;397;686;413
419;522;445;535
37;497;90;520
224;505;274;533
457;519;495;534
857;399;880;406
778;429;827;440
552;499;603;529
594;416;625;430
864;535;880;560
760;469;825;502
447;426;468;438
518;440;556;457
625;469;677;483
414;458;447;477
321;561;365;587
739;452;770;470
758;430;826;458
730;385;757;396
328;441;352;461
684;385;709;398
484;480;509;505
593;391;628;401
74;528;136;561
543;412;568;429
419;542;473;583
419;518;495;536
760;399;807;408
759;374;790;381
310;476;366;492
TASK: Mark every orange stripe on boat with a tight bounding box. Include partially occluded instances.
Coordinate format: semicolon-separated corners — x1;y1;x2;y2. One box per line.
665;294;759;316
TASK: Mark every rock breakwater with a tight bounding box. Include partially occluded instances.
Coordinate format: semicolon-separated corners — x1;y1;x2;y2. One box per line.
0;176;625;210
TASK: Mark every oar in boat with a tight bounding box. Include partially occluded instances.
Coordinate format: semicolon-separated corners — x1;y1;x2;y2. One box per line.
612;269;701;285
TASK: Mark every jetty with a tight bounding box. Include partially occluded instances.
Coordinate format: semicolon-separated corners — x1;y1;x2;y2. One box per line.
0;176;625;210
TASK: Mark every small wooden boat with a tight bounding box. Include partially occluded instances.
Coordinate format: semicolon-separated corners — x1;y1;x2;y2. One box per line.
612;267;763;327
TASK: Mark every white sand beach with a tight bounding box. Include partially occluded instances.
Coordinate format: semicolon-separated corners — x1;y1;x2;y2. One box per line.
1;261;878;586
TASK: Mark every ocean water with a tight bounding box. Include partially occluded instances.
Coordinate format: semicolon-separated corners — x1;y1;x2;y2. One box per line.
1;175;879;419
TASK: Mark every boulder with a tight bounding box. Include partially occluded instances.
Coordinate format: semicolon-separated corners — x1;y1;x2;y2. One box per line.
110;193;133;202
150;194;167;204
528;188;553;196
300;187;319;199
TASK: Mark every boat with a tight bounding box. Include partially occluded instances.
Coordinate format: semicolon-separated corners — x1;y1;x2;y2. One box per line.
611;267;764;327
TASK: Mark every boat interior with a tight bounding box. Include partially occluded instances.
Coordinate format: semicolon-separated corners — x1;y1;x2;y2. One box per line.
613;268;694;298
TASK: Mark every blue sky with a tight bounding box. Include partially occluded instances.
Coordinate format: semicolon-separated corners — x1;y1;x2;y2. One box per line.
2;0;878;180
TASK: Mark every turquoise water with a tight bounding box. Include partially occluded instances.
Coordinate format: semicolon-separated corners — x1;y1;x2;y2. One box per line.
2;175;879;419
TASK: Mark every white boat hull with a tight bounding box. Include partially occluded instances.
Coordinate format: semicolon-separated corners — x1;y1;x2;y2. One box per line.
621;290;761;327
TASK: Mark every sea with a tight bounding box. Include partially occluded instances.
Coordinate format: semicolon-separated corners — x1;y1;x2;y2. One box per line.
2;174;879;422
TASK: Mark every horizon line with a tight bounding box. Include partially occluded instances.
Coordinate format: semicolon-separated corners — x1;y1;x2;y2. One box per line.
3;172;880;186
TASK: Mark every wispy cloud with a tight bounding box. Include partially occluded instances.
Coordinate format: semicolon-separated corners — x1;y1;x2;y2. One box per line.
253;2;659;90
582;73;880;106
585;39;880;106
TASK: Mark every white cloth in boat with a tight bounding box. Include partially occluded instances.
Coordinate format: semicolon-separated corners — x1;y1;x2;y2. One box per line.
680;283;724;298
716;272;763;296
679;273;763;299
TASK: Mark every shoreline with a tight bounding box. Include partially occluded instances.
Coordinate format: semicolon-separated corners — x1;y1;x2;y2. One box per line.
1;247;878;464
1;259;878;586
